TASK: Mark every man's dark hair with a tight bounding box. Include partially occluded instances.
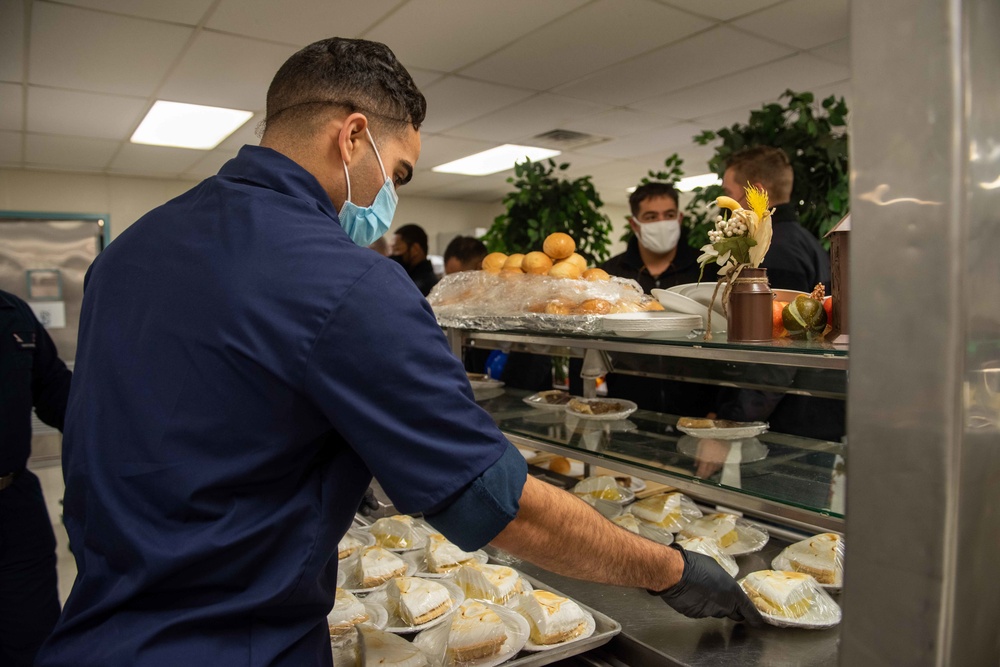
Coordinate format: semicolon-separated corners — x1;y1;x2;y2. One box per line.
725;146;794;202
628;182;680;217
443;236;487;268
262;37;426;138
394;224;429;254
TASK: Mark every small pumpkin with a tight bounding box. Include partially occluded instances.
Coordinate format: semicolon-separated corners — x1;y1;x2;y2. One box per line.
782;285;828;338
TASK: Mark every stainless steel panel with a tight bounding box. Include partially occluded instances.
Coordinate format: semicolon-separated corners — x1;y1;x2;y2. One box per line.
844;0;1000;664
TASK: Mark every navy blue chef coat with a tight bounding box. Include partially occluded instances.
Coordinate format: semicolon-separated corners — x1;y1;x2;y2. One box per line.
37;146;525;667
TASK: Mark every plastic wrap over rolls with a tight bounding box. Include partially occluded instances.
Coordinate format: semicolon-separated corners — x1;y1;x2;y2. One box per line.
428;271;662;333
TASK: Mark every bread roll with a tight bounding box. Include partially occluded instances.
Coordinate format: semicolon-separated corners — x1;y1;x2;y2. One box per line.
575;299;612;315
643;299;665;311
544;299;573;315
582;268;610;281
481;252;507;273
502;253;525;272
564;253;587;271
522;251;553;275
549;457;571;475
542;233;575;260
548;260;583;280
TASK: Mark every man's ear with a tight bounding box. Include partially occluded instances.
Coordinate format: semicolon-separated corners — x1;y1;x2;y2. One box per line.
336;112;370;167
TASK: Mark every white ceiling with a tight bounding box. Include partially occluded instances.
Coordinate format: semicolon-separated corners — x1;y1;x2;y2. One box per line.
0;0;851;203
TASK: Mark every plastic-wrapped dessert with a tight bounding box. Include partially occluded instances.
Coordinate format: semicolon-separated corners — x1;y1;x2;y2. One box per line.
515;590;588;645
454;562;524;605
424;533;479;574
447;599;509;662
572;476;624;502
739;570;842;628
629;492;703;532
358;626;428;666
675;536;739;578
386;577;454;626
772;532;844;586
328;588;370;636
359;546;408;588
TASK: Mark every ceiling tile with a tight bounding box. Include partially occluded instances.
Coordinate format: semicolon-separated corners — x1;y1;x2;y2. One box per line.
734;0;849;50
632;54;849;120
25;134;120;169
55;0;215;24
633;141;719;174
408;67;447;91
365;0;589;72
158;32;296;110
554;26;793;105
655;0;784;21
419;77;535;134
442;94;609;143
575;122;704;159
0;130;22;164
182;149;239;179
29;3;193;96
690;106;757;131
109;143;204;175
27;87;147;139
0;84;23;131
404;169;473;195
563;107;685;139
460;0;712;91
811;38;850;67
207;0;399;45
0;0;24;82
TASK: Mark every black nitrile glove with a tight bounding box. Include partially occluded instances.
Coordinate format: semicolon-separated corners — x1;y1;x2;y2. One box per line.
357;488;380;517
654;544;765;627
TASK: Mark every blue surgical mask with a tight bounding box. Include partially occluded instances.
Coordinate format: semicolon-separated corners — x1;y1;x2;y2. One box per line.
338;128;398;247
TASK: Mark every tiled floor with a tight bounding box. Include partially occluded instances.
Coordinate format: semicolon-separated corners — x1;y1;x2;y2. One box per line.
28;461;76;606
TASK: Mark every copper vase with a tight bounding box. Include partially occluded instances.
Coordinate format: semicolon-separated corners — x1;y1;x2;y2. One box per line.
726;267;773;342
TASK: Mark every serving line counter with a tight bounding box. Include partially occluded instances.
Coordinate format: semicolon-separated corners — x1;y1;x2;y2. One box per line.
442;326;847;665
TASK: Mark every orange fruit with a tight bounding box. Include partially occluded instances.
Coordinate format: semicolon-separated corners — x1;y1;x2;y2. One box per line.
772;300;788;338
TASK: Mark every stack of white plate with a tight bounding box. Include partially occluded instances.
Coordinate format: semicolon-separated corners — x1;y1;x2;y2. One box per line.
600;312;702;338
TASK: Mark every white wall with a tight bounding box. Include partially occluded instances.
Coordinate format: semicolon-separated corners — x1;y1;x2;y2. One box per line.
0;167;632;260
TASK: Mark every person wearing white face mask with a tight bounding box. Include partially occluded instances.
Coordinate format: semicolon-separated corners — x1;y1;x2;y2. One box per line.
602;182;717;293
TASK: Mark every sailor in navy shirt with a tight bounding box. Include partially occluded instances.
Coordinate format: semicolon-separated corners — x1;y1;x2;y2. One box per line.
39;38;758;667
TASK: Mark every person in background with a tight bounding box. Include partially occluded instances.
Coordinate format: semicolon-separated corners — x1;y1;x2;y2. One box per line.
38;36;758;667
602;182;713;292
443;235;487;274
368;235;391;256
0;289;72;667
717;146;842;443
391;223;438;295
572;183;719;416
721;146;830;293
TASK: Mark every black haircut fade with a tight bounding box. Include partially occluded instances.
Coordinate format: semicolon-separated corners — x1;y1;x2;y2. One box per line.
443;236;487;266
394;224;429;254
628;182;680;217
262;37;426;138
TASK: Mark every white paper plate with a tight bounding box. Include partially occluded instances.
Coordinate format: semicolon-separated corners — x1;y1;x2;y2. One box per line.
670;282;728;313
342;560;419;595
541;459;585;478
522;390;575;410
402;549;490;579
618;476;646;493
772;289;810;303
468;377;505;390
338;528;376;562
739;575;843;629
676;422;769;441
367;579;466;634
600;312;702;337
676;436;770;465
520;608;597;652
651;289;711;319
359;524;429;553
565;398;638;421
412;600;530;667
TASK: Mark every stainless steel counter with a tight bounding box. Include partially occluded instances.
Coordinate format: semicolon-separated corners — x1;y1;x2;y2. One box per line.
487;535;840;667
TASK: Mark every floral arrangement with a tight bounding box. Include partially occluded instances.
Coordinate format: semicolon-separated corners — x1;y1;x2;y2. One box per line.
697;184;774;278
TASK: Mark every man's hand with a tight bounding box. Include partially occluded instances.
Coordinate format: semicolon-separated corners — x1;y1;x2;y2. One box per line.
655;545;764;626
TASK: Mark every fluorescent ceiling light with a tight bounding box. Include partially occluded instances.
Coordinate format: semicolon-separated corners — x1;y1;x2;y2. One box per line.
131;100;253;150
432;144;561;176
676;173;722;192
626;173;722;194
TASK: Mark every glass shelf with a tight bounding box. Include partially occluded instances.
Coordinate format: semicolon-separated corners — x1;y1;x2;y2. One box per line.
477;388;846;533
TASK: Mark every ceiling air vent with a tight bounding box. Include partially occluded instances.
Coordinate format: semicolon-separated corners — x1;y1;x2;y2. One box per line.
531;129;609;151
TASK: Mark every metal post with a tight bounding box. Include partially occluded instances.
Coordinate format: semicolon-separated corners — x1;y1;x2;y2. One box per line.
843;0;1000;664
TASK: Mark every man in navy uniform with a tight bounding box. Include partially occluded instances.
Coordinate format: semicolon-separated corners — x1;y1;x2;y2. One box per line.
39;37;758;667
0;289;72;666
